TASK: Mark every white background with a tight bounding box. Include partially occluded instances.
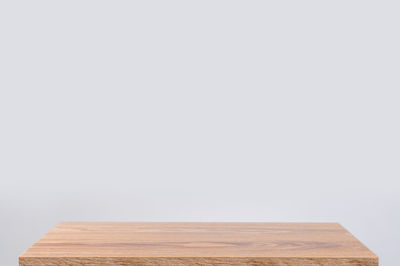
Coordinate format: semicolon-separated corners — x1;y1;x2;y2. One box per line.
1;1;399;265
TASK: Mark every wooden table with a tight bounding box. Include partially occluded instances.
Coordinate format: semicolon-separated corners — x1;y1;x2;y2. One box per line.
19;222;378;265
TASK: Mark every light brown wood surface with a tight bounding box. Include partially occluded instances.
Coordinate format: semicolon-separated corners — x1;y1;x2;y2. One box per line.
19;222;378;265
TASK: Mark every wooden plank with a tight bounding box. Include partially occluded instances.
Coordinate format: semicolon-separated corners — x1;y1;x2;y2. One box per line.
19;222;378;265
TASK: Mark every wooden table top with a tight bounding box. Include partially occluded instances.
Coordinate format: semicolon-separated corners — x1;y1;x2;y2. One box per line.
19;222;378;265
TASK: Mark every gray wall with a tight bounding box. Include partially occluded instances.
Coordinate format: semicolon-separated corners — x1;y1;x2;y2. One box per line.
1;1;399;265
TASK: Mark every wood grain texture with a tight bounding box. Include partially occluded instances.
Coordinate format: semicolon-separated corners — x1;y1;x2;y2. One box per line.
19;222;378;265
